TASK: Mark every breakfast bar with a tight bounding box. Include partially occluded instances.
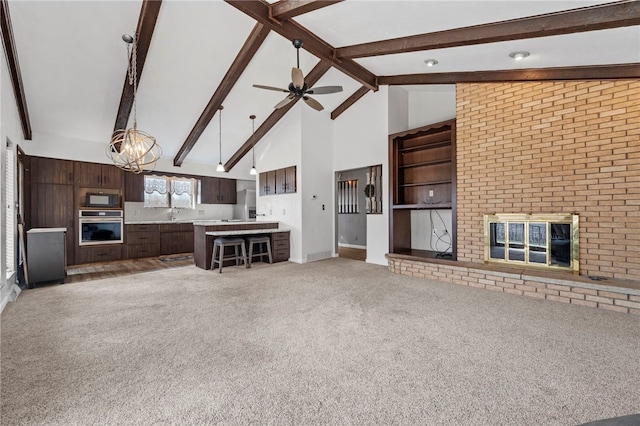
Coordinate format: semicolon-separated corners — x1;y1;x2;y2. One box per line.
193;221;290;270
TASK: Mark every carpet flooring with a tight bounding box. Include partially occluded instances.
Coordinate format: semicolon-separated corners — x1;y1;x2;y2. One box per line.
1;258;639;425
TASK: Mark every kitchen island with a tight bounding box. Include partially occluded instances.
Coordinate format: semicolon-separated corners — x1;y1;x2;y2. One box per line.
193;221;289;270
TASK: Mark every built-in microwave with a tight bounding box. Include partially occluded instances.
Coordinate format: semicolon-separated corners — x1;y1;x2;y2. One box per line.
86;193;120;208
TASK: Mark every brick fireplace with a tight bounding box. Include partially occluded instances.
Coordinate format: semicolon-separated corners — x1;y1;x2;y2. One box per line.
387;80;640;315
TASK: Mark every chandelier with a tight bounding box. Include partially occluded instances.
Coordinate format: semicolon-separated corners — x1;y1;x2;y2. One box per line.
107;34;161;174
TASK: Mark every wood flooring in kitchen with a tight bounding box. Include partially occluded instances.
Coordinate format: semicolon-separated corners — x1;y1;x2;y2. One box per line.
63;254;194;284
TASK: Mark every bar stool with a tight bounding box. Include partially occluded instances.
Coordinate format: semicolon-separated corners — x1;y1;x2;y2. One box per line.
211;237;247;273
245;235;273;268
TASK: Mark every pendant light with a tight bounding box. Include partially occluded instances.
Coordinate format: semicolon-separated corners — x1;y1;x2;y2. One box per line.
107;34;161;174
249;114;257;176
216;105;225;172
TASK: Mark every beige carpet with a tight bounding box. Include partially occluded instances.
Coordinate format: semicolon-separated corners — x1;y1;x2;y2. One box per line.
2;258;639;425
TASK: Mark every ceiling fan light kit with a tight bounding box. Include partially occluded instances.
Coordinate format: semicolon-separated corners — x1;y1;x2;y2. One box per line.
253;39;343;111
107;34;162;174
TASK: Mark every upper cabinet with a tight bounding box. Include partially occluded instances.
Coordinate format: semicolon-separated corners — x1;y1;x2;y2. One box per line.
260;166;296;196
259;171;276;196
75;162;123;189
200;177;237;204
124;172;145;202
30;157;74;184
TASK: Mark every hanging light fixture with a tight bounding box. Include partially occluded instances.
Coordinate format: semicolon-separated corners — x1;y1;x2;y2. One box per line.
249;114;257;176
216;105;225;172
107;34;161;174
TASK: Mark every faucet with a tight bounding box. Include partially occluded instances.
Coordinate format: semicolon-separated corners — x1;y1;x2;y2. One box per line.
170;207;179;222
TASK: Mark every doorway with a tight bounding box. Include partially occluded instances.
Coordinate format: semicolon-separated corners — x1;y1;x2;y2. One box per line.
335;167;369;261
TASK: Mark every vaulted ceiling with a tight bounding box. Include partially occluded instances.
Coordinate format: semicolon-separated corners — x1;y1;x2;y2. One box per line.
4;0;639;176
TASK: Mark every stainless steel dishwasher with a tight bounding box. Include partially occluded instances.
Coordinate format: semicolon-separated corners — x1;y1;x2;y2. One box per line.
26;228;67;288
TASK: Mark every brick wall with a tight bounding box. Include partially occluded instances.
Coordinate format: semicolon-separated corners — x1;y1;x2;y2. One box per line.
456;81;640;281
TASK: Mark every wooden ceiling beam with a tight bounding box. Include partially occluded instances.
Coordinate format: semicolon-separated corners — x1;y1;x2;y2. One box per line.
224;61;331;171
113;0;162;134
0;0;31;140
330;86;370;120
336;0;640;59
225;0;378;91
378;63;640;85
173;23;271;167
270;0;343;21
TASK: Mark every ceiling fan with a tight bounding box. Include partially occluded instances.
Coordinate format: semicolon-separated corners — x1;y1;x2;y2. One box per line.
253;39;343;111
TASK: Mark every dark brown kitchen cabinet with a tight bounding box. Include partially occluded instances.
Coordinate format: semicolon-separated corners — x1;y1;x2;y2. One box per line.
75;162;123;188
271;230;290;262
201;177;237;204
30;157;74;184
259;170;276;196
76;245;122;264
160;231;194;255
276;166;296;194
124;172;145;202
261;166;296;196
30;182;75;265
125;224;160;258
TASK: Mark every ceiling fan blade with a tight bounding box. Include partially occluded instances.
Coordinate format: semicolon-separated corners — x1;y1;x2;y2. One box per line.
274;95;296;109
307;85;343;95
253;84;290;93
303;96;324;111
292;67;304;89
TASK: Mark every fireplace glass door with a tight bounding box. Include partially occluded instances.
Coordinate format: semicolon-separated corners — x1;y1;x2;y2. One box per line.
485;214;578;273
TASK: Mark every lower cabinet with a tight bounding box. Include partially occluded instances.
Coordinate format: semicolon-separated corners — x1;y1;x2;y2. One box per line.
271;231;290;262
76;245;123;264
125;224;160;259
159;223;194;255
125;223;194;259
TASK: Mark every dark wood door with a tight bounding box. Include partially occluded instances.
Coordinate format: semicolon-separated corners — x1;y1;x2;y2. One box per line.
200;177;219;204
124;172;145;202
31;157;74;184
30;183;75;265
275;168;286;194
75;161;103;187
284;166;296;193
101;165;123;188
218;178;236;204
260;171;276;195
160;232;194;255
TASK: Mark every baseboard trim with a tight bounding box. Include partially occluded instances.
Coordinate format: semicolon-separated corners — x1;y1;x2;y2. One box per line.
338;243;366;249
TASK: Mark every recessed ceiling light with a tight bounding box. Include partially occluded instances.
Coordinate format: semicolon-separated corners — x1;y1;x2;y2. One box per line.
509;51;530;60
424;59;438;67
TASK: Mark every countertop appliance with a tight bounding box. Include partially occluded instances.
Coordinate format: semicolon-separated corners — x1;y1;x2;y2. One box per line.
79;210;123;245
233;189;256;221
26;228;66;287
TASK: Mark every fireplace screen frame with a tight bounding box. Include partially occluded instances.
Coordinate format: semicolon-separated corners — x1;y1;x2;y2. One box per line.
483;213;579;274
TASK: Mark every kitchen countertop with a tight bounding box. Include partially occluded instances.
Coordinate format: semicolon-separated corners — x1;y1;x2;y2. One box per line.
205;228;288;236
124;220;262;225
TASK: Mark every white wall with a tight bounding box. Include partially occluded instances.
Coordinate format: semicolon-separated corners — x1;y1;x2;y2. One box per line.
1;49;26;312
411;209;453;253
388;87;409;134
333;86;389;265
408;85;456;129
301;106;334;262
254;107;303;262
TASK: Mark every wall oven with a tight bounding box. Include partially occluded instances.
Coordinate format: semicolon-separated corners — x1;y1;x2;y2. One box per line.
79;210;123;246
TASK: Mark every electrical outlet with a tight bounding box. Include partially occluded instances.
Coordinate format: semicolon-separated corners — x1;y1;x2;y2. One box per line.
428;190;434;197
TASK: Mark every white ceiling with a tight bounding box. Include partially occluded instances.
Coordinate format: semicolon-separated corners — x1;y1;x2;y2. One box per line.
8;0;639;171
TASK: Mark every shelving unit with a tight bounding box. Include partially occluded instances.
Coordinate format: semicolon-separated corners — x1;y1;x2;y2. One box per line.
389;119;457;258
